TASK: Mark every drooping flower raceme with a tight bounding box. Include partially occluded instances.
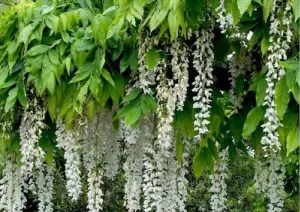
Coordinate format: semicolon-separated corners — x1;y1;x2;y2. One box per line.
55;121;82;201
175;139;190;212
82;116;104;212
0;158;26;212
35;149;54;212
170;41;189;111
101;112;121;179
258;3;293;211
137;33;158;94
156;59;176;153
121;121;144;212
261;1;293;154
228;52;251;112
209;148;229;212
215;0;234;33
192;30;214;142
19;98;45;191
82;111;121;212
254;159;269;194
267;155;285;212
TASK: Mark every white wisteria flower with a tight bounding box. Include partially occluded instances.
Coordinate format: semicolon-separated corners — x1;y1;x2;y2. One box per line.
254;159;269;194
215;0;234;33
121;121;144;212
192;30;214;142
228;52;251;112
156;59;176;152
170;41;189;111
209;148;229;212
267;155;286;212
35;148;54;212
19;98;46;190
137;33;158;94
82;116;104;212
261;1;293;154
0;158;26;212
55;121;82;201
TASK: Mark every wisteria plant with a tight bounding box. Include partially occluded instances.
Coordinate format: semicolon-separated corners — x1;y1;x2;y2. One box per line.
0;0;299;212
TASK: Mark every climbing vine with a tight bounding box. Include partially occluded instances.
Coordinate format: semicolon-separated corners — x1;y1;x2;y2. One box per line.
0;0;299;211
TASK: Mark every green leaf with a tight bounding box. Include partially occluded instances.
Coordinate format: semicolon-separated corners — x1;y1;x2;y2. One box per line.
251;127;263;153
17;24;33;50
176;134;184;164
229;144;237;161
275;76;290;120
45;149;54;166
17;77;27;107
203;148;214;172
124;107;141;125
279;60;300;71
94;48;105;71
122;88;142;104
231;0;241;25
69;70;91;83
149;1;169;32
7;42;18;70
168;10;179;40
256;76;267;106
114;74;125;98
243;107;264;137
65;57;72;75
47;94;57;120
77;80;90;104
146;48;161;71
237;0;252;16
5;87;18;112
249;27;262;49
285;69;297;88
102;69;115;87
193;148;205;178
87;99;95;121
142;95;157;113
0;67;8;85
47;72;56;95
287;127;300;155
263;0;274;22
92;15;111;48
293;0;300;21
291;83;300;104
27;45;49;57
261;37;270;55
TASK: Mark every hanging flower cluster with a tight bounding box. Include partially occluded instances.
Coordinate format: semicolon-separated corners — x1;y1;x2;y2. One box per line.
156;59;176;152
228;52;251;112
35;151;54;212
137;32;158;94
267;155;285;212
261;1;292;154
209;148;229;212
175;139;190;212
121;121;144;211
19;98;46;190
82;110;121;212
254;159;269;194
55;121;82;201
82;116;104;212
192;30;214;142
215;0;234;33
170;41;189;111
0;158;26;212
255;2;293;211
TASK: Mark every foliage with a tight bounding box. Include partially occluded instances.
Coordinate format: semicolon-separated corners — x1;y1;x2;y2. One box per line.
0;0;298;211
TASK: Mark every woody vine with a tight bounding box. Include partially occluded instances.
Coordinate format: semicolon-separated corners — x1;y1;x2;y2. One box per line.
0;0;299;212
